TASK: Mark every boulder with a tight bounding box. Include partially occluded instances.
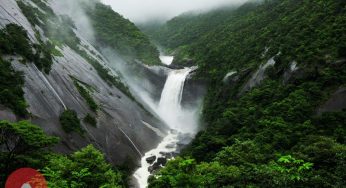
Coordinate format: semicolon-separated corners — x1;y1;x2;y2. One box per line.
156;157;167;166
146;155;156;164
159;152;174;159
148;162;161;173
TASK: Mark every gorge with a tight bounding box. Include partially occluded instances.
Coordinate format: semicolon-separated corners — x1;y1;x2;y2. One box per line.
1;0;345;187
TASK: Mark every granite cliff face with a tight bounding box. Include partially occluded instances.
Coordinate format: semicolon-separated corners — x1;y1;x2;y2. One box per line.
0;0;168;164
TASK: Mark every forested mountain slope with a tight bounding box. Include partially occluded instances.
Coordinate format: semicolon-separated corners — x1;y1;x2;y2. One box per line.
81;0;161;65
148;0;346;187
142;1;259;66
143;5;239;49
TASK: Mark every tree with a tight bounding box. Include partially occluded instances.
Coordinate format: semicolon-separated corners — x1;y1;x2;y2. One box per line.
43;145;124;188
0;120;59;160
0;58;27;116
0;120;59;185
264;155;313;186
149;156;242;187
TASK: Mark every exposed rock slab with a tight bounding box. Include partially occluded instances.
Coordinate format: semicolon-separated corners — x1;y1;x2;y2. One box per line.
318;87;346;114
0;0;168;165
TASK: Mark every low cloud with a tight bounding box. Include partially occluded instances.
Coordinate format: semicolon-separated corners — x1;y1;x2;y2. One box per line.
101;0;247;23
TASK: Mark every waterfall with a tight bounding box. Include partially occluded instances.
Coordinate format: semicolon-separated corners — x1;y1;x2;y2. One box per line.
157;68;192;131
133;62;198;188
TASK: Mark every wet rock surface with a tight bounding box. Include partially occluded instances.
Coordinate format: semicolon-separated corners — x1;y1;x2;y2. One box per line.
156;157;167;165
239;57;276;95
223;71;238;84
122;61;168;102
144;131;193;174
0;105;17;122
147;158;165;173
0;0;168;165
318;87;346;114
148;164;160;173
159;151;178;159
146;156;156;164
181;73;207;108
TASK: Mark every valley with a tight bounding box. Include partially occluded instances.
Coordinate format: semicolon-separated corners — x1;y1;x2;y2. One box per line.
0;0;345;187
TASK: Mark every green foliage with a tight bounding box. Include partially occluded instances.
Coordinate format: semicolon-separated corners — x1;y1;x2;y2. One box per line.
148;157;241;187
0;120;59;185
0;120;59;155
214;140;267;166
84;113;97;127
0;121;125;187
13;3;54;73
267;155;313;185
59;109;83;134
82;1;160;65
149;154;315;187
0;58;27;116
144;6;238;49
16;0;41;26
73;80;98;112
31;40;55;73
43;145;124;188
151;0;346;76
0;23;33;58
0;21;54;73
0;22;53;73
17;0;80;51
149;0;346;187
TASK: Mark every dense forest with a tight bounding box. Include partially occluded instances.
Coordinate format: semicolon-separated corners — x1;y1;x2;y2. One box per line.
1;0;345;187
147;0;346;187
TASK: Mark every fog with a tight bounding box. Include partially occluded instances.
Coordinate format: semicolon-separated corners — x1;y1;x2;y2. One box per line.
101;0;247;23
49;0;203;134
50;0;95;42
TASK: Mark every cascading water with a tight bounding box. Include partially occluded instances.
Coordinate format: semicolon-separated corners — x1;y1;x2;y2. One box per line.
133;57;198;188
157;68;194;131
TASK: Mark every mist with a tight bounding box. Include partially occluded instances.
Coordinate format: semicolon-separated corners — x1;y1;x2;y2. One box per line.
50;0;96;42
101;0;248;23
49;0;203;134
100;47;201;133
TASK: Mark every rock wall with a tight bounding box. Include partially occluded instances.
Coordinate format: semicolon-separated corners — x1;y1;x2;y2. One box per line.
0;0;168;164
181;73;207;109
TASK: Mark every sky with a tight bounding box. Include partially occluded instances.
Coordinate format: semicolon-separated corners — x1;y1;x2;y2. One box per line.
101;0;247;23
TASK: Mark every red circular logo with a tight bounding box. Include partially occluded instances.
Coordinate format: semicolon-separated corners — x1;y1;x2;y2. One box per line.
5;168;47;188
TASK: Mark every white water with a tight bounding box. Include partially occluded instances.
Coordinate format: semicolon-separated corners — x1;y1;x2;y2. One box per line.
157;68;196;132
133;58;198;188
159;55;174;65
133;131;180;187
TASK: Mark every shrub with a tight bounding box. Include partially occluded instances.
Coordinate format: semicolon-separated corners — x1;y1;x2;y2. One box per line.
84;113;97;127
59;109;83;134
0;58;27;116
73;80;98;112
